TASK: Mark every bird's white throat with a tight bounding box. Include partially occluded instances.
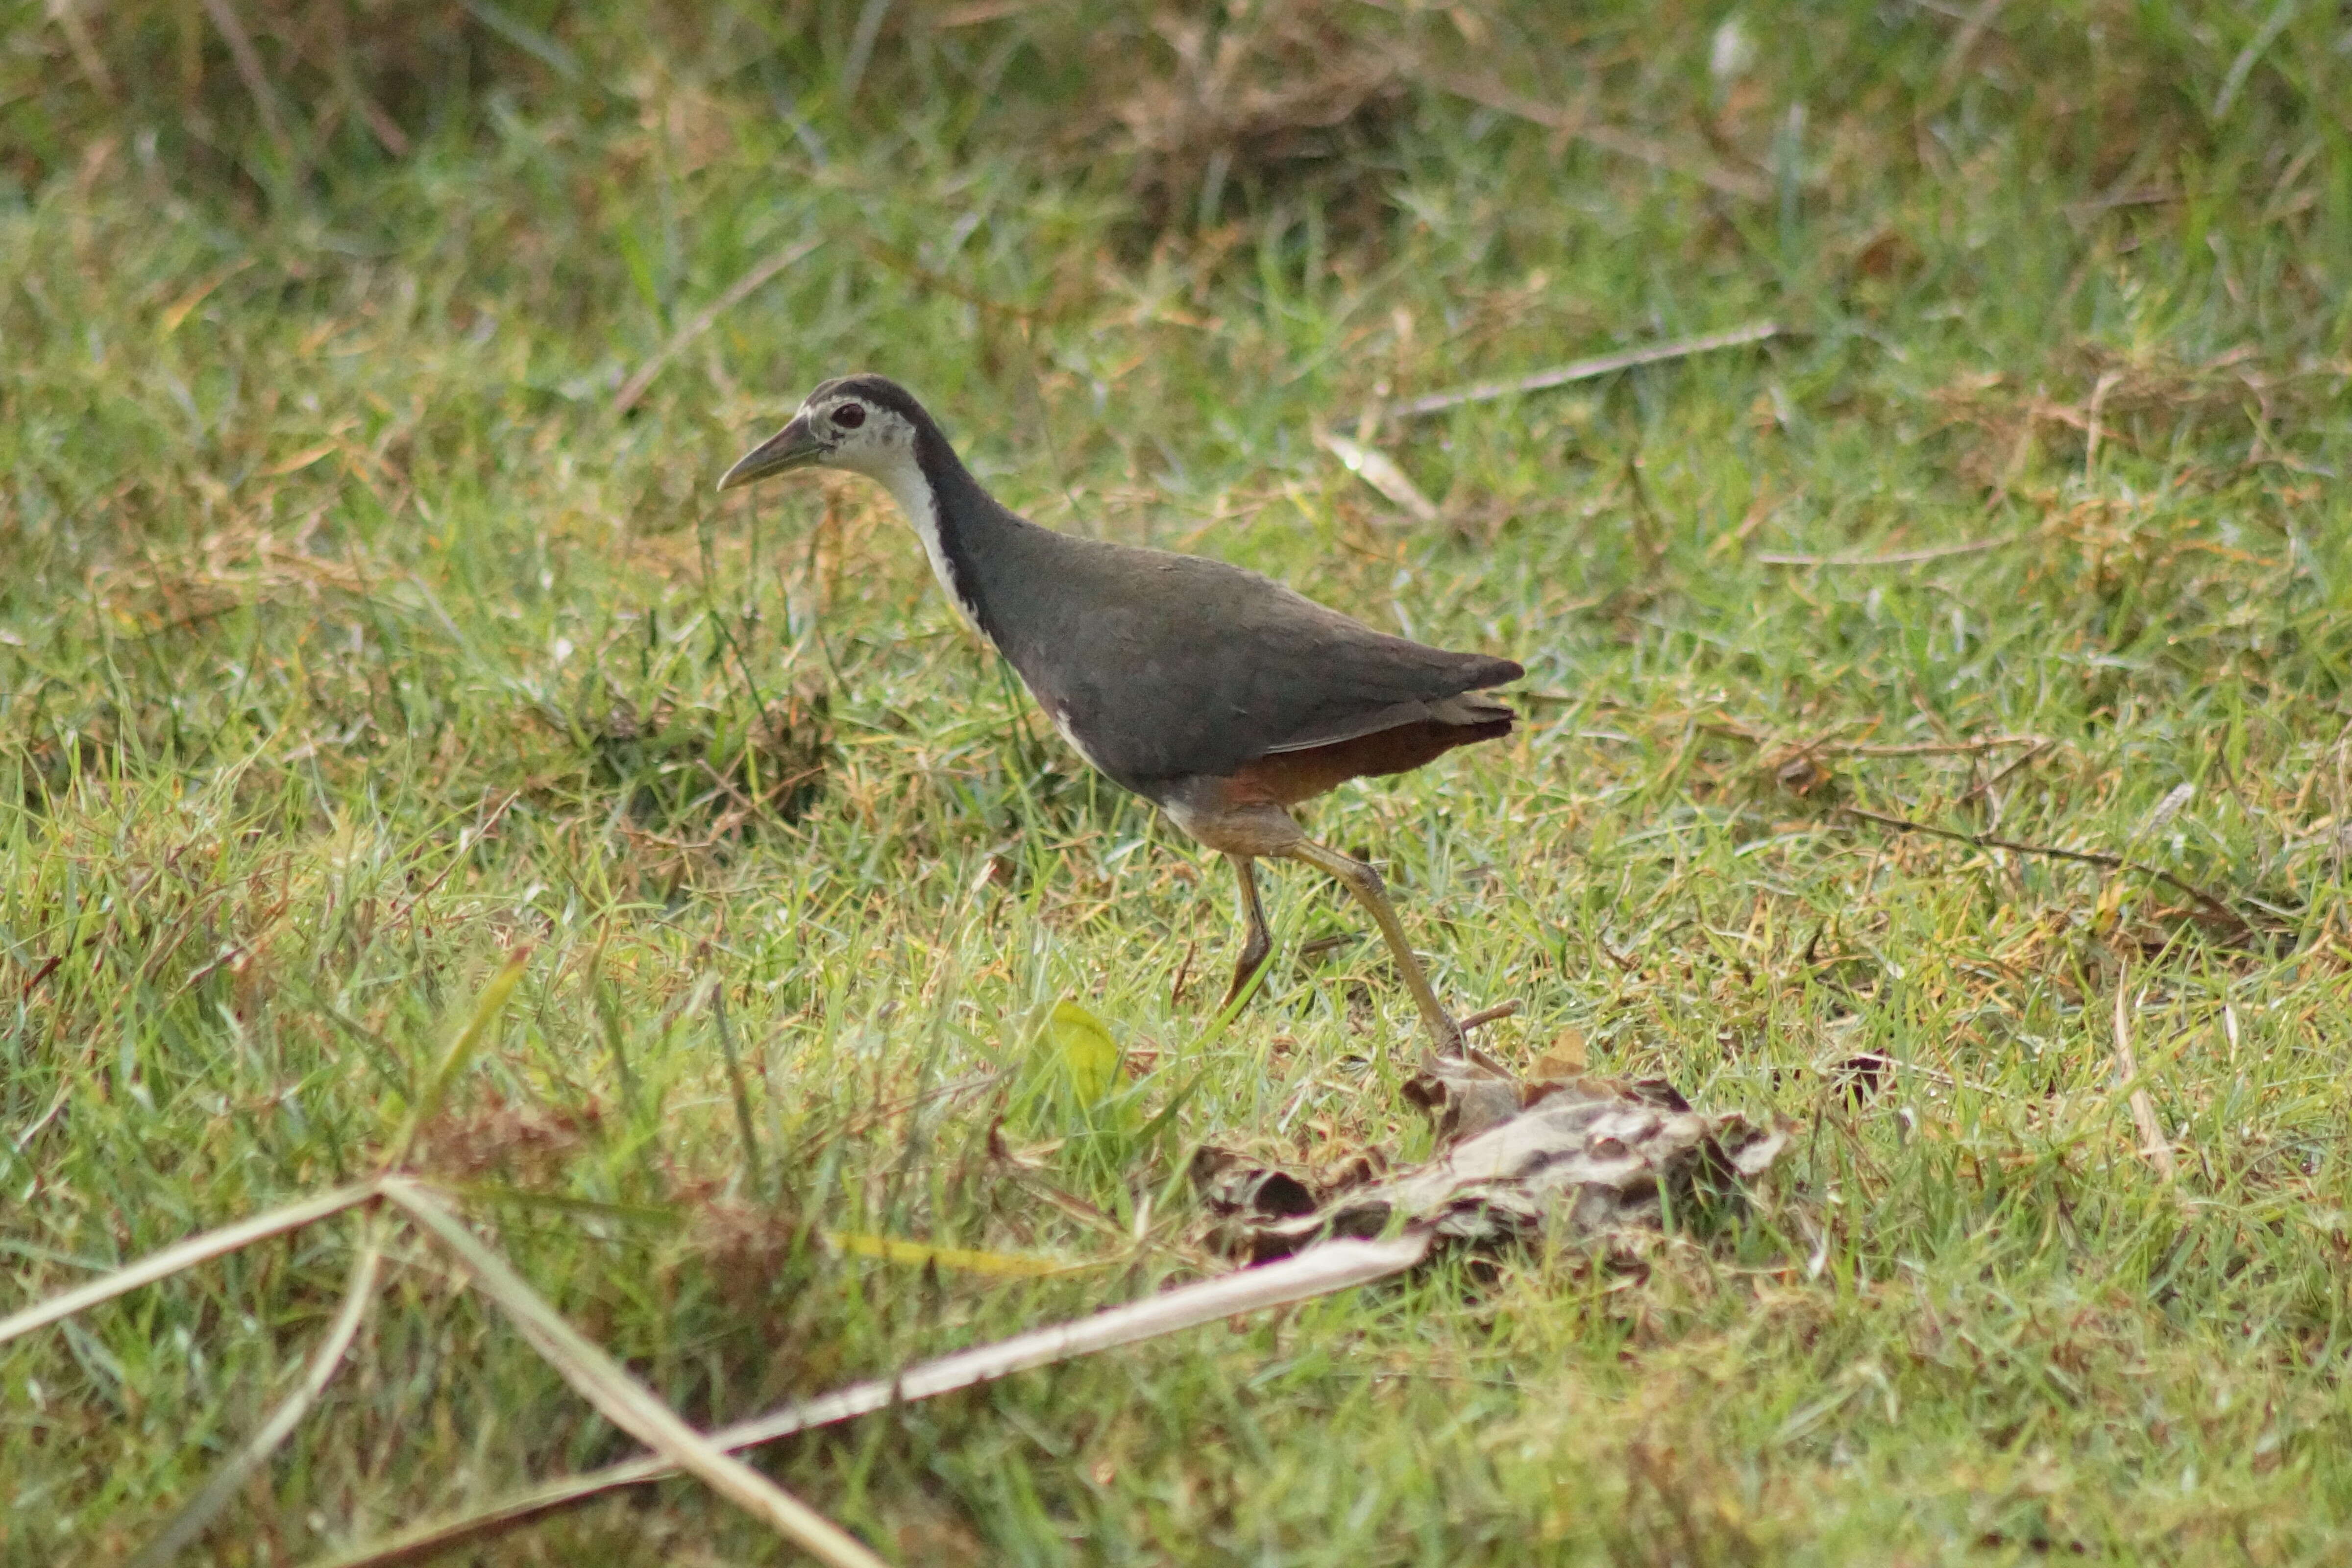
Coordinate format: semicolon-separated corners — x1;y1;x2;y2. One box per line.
848;443;983;631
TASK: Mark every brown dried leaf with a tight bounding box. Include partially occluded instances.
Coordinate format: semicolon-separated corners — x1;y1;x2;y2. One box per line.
1210;1067;1790;1264
1529;1029;1589;1082
1399;1045;1523;1141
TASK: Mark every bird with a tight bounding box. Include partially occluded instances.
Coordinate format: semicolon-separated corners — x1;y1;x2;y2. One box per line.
718;374;1521;1056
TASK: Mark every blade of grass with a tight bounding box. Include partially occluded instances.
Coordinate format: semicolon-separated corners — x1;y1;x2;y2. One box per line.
305;1230;1434;1568
709;974;767;1195
377;1177;886;1568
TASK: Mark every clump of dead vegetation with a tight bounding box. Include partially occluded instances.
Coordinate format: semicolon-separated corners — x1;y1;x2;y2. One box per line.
415;1091;602;1183
1097;0;1412;232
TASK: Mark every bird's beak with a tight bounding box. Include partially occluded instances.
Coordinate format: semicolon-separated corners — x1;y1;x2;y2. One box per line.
716;412;822;491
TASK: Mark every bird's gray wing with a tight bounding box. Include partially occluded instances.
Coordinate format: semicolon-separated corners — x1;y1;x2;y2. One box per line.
998;542;1518;791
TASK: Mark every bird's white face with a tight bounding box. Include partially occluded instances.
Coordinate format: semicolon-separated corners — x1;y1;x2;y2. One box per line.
796;391;921;481
716;375;976;627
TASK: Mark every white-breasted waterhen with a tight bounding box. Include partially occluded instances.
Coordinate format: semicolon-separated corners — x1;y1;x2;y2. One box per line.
719;375;1521;1055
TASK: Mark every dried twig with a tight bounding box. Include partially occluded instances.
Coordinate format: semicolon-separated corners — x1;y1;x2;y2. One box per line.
380;1178;886;1568
305;1233;1434;1568
1839;806;2255;941
1378;320;1782;423
1457;1000;1521;1032
614;236;825;416
2110;976;2178;1181
126;1232;388;1568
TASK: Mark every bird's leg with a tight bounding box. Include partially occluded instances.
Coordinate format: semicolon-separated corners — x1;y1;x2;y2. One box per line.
1284;838;1466;1057
1219;854;1275;1010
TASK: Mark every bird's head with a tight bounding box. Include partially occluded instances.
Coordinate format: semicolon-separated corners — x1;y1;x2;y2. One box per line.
717;374;929;491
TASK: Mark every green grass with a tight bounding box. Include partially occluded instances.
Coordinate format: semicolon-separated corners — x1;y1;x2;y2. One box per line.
5;1;2352;1562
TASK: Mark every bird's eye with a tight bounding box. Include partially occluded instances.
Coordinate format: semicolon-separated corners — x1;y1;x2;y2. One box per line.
831;404;866;430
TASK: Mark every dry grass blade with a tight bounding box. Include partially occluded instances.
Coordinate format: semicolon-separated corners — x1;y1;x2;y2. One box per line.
376;1178;886;1568
1314;428;1439;521
127;1230;388;1568
305;1232;1434;1568
1839;806;2255;941
2112;976;2179;1182
613;235;825;416
0;1182;381;1348
1379;321;1782;421
1757;531;2030;567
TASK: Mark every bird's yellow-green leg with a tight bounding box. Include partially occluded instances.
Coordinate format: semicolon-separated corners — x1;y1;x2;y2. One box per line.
1219;854;1274;1010
1285;838;1466;1057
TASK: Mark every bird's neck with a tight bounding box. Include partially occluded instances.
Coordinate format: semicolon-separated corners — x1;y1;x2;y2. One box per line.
861;430;1021;645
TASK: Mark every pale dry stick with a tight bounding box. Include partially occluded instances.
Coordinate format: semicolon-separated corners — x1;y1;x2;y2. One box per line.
127;1232;389;1568
1756;532;2031;568
378;1179;886;1568
612;236;826;415
1378;321;1783;423
0;1182;381;1348
2111;976;2179;1181
307;1232;1436;1568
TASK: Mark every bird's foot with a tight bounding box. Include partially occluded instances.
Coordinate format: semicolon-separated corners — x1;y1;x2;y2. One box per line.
1219;946;1272;1012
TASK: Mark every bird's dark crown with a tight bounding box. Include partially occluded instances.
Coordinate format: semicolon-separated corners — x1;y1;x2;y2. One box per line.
804;373;942;434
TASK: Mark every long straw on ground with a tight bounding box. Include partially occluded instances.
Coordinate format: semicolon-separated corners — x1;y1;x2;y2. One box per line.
0;956;883;1567
379;1178;889;1568
305;1231;1436;1568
